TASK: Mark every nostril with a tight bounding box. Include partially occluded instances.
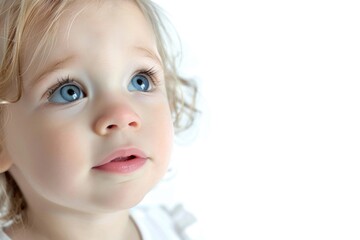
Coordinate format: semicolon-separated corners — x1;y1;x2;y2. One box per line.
129;121;138;127
105;122;137;130
107;124;117;129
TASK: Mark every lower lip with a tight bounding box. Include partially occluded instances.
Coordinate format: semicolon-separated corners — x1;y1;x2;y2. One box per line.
93;157;147;174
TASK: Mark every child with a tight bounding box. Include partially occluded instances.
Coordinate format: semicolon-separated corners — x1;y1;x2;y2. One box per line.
0;0;198;239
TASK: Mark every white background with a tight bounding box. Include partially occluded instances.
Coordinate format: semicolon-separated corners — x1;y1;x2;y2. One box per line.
149;1;360;239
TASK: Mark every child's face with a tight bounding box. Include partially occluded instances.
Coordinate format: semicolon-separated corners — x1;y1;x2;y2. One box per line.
1;1;173;213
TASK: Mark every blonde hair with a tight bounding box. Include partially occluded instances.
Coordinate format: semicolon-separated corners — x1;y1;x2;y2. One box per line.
0;0;198;225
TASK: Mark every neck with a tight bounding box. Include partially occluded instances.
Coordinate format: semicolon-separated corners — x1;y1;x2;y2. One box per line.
6;207;141;240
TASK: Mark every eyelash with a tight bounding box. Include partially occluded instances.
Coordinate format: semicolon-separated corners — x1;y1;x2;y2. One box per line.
137;67;161;86
45;67;161;99
46;76;75;99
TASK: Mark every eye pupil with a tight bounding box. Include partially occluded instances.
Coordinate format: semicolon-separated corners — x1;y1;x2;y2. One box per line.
67;89;75;95
128;74;151;92
61;86;80;100
136;79;145;90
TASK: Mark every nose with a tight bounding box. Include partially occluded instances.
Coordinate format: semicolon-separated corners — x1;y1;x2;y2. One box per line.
93;103;141;136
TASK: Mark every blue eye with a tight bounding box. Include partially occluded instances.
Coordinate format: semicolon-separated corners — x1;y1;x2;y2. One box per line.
128;74;152;92
48;84;85;103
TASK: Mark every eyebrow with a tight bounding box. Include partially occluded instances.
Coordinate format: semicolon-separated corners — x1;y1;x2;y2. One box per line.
133;46;163;68
29;47;162;88
29;55;75;88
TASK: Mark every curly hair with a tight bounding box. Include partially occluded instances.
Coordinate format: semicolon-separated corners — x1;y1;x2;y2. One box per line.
0;0;198;226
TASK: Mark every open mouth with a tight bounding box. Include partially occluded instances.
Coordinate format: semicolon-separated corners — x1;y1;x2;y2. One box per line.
111;155;137;162
93;147;148;173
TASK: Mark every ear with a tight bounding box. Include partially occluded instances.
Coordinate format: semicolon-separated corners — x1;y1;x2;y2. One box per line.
0;146;13;173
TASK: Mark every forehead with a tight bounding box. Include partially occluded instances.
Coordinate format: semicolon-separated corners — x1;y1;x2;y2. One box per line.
58;0;154;44
21;0;159;82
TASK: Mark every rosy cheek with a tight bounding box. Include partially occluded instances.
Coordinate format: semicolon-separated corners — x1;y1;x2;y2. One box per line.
149;103;174;167
22;121;87;190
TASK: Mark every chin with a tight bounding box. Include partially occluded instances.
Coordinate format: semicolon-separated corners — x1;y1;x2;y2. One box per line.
100;189;149;212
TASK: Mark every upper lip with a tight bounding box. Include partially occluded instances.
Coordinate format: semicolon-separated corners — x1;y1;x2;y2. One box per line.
93;147;148;168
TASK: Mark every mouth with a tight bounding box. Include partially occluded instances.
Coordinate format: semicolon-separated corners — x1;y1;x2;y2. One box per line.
111;155;137;162
93;148;148;174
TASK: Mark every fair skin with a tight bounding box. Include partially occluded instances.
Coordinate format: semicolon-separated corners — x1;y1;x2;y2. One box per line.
0;1;174;239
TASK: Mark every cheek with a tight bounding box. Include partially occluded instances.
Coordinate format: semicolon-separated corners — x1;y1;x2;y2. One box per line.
34;127;87;173
144;101;174;171
7;114;88;196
